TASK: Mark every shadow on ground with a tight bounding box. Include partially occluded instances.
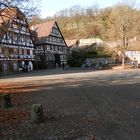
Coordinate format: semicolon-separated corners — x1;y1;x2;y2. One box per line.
0;69;140;140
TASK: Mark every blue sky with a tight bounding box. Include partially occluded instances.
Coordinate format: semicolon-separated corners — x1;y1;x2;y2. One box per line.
40;0;140;18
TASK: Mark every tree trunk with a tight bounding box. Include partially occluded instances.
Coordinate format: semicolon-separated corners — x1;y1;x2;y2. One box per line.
122;57;125;67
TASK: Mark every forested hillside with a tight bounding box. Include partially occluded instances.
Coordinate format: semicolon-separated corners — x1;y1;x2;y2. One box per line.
54;5;110;40
30;3;140;41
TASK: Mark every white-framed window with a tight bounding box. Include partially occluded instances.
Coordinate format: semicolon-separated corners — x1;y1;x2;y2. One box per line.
47;45;50;50
30;50;33;55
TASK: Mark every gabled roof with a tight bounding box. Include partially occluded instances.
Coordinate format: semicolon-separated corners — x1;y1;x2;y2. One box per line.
30;20;67;45
31;20;56;38
65;39;77;48
0;7;25;42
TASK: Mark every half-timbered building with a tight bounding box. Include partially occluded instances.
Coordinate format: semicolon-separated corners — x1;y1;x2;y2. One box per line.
0;7;34;75
30;21;67;69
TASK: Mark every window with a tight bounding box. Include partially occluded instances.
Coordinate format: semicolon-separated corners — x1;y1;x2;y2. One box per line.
47;45;50;50
19;49;22;55
22;49;24;55
3;63;7;72
13;24;18;29
9;48;14;54
27;49;30;55
3;35;6;39
50;56;52;60
13;48;18;54
50;37;53;41
13;36;17;43
24;49;27;55
21;37;24;42
30;50;33;55
22;27;26;31
40;46;43;50
46;37;50;41
13;63;18;71
53;37;56;42
55;46;58;51
53;46;55;51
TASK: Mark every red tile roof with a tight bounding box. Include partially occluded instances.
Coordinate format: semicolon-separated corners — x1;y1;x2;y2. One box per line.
65;39;77;48
30;20;68;48
0;7;25;41
30;20;59;44
31;20;56;38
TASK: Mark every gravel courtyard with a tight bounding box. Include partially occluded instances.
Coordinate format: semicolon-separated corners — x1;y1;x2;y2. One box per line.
0;69;140;140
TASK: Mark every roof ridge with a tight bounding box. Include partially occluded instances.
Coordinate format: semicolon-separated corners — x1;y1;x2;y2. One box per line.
30;20;56;38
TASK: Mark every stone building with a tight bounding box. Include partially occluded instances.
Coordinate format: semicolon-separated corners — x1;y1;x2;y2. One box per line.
0;7;34;75
30;21;67;69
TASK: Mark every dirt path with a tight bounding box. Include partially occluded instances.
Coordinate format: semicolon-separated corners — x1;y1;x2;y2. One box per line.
0;69;140;140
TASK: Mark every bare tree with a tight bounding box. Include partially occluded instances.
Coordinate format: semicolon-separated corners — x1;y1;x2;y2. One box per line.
110;3;140;66
54;8;70;29
69;5;84;38
0;0;42;18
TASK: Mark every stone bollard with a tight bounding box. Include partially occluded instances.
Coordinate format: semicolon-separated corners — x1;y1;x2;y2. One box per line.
3;94;12;108
31;104;44;123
